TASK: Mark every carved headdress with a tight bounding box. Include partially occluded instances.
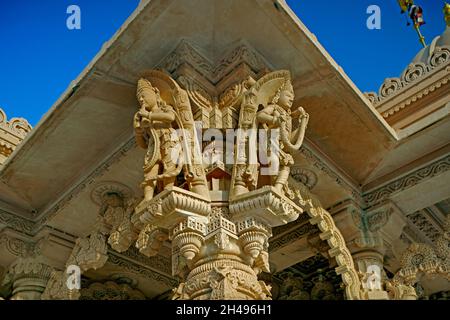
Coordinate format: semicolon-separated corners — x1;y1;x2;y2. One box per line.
136;78;159;98
271;78;294;105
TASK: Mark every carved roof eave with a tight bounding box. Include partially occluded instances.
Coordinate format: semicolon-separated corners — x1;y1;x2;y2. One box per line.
377;67;449;119
365;46;450;119
3;0;398;172
0;0;398;217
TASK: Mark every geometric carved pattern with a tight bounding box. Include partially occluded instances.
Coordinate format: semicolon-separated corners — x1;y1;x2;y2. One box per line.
363;155;450;207
407;211;441;243
107;252;178;288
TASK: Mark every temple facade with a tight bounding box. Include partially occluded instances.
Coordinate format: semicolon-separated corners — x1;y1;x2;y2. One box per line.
0;0;449;300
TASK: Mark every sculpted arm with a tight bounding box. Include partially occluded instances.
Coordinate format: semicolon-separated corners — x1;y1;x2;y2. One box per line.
139;109;176;124
256;106;277;126
283;107;309;152
134;111;148;149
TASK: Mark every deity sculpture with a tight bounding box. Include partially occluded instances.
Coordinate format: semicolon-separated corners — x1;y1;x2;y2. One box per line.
134;78;183;201
256;78;309;192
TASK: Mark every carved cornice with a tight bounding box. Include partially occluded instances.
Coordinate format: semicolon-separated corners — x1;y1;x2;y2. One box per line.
0;209;35;235
117;246;172;276
108;252;178;288
364;46;450;118
270;222;317;252
363;155;450;207
0;234;31;257
230;186;303;227
299;144;362;203
406;211;441;243
134;187;211;230
380;73;450;118
0;108;32;140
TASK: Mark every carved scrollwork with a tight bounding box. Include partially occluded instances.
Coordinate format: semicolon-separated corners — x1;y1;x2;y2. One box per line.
366;43;450;118
379;78;403;99
429;47;450;68
401;63;428;84
364;92;379;104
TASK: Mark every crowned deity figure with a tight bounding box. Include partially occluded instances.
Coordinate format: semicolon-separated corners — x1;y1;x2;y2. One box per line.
256;79;309;192
134;78;183;201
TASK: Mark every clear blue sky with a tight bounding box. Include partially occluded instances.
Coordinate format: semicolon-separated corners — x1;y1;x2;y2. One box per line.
0;0;446;126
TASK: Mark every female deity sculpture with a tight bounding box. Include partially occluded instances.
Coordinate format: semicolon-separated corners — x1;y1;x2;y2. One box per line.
134;78;183;201
256;78;309;192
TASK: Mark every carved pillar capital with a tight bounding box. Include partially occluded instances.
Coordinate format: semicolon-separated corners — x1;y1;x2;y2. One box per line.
3;255;52;300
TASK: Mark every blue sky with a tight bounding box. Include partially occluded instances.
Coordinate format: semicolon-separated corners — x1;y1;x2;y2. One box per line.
0;0;446;126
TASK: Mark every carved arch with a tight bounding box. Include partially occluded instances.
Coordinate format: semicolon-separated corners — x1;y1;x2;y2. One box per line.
286;177;363;300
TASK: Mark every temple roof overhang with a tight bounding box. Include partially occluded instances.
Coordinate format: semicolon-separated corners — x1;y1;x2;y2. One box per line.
0;0;398;216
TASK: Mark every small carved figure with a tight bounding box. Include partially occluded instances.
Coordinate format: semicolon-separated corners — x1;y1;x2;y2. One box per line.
256;79;309;192
134;78;183;201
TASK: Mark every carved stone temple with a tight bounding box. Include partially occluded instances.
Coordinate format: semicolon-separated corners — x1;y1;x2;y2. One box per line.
1;0;449;300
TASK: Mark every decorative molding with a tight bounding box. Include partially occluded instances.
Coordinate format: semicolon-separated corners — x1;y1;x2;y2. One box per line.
90;181;133;206
269;222;316;252
0;209;35;235
0;234;30;256
0;108;32;139
117;246;172;276
157;39;270;84
406;211;441;243
299;145;362;203
285;177;363;300
363;155;450;207
290;167;318;190
394;214;450;286
79;280;146;300
272;213;310;237
381;73;450;118
107;252;178;288
364;45;450;114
